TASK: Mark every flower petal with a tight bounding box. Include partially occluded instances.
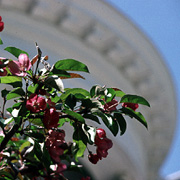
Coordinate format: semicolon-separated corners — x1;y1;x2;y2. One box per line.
8;61;22;76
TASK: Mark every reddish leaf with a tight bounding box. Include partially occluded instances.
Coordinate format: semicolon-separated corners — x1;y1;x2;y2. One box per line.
60;73;85;79
31;55;38;65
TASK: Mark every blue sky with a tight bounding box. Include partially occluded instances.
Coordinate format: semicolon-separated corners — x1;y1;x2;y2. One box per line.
106;0;180;178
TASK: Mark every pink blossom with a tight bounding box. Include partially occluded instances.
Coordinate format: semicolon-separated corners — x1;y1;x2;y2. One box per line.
46;130;66;163
48;145;64;163
122;102;139;111
56;163;67;173
43;107;59;129
8;54;31;76
26;93;46;113
0;16;4;32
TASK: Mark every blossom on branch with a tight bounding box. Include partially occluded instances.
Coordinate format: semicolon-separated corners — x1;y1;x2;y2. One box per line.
46;130;67;176
26;93;47;113
43;107;59;129
8;53;31;76
88;128;113;164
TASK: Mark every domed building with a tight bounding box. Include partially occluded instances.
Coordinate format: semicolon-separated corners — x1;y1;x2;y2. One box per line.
0;0;177;180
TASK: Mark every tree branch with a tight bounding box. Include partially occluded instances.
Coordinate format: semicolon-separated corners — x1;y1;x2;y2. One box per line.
0;123;20;152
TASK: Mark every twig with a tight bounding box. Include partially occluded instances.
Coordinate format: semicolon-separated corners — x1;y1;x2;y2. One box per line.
0;122;21;152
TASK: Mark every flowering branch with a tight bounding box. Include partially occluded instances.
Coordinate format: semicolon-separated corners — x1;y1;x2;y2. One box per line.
0;16;150;180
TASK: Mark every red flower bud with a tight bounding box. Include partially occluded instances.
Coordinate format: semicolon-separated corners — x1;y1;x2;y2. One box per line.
88;153;99;164
96;128;106;138
0;16;4;32
104;99;118;112
122;102;139;111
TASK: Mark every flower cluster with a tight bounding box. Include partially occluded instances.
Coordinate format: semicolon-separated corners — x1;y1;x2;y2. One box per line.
88;128;113;164
26;94;60;129
43;99;60;129
46;130;67;176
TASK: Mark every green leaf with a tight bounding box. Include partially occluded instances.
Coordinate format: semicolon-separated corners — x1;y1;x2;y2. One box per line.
1;89;10;98
83;114;100;124
26;132;45;143
73;126;87;161
27;84;39;94
0;76;22;87
50;69;70;77
4;117;13;125
4;46;29;58
63;109;85;123
12;102;27;117
105;88;116;102
121;107;148;128
0;37;3;45
90;85;106;98
14;117;22;124
65;94;77;110
0;170;14;180
120;94;150;107
93;110;119;136
58;118;70;127
44;75;64;92
113;88;126;97
6;87;25;100
60;88;90;101
114;113;127;135
29;118;44;126
73;140;86;162
42;145;52;172
82;124;96;145
81;99;103;110
19;141;31;153
53;59;89;73
34;141;43;161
